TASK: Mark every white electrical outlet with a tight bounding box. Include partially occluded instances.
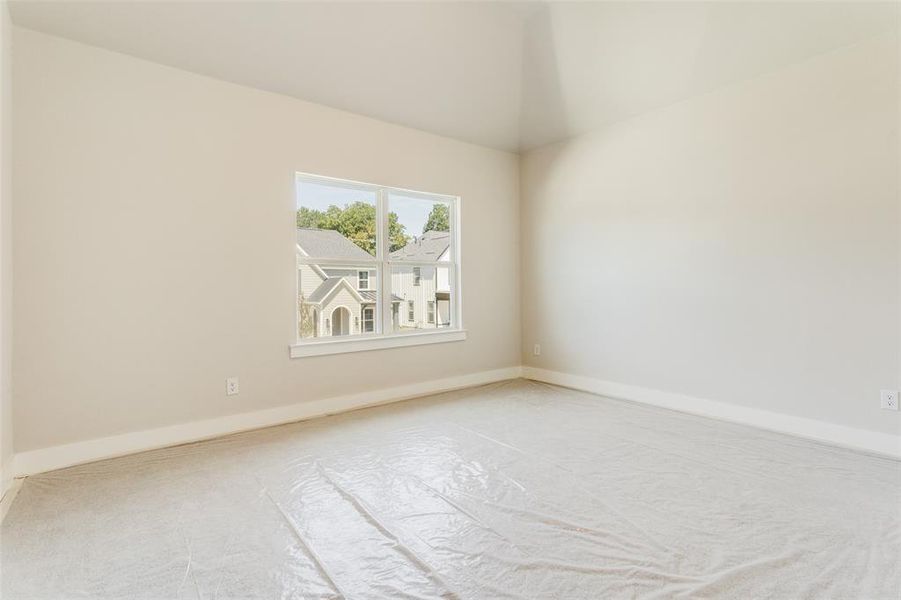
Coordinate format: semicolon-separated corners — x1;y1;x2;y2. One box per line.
226;377;239;396
533;344;541;356
881;390;898;411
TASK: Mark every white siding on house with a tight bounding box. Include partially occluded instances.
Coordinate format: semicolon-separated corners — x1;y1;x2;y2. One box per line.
323;267;375;290
436;265;450;294
391;265;450;330
298;256;378;339
297;263;325;299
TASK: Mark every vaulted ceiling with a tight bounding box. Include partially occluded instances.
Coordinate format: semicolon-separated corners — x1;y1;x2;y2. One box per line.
10;1;900;152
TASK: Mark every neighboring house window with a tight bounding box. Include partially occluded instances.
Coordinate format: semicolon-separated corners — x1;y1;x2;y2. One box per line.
293;172;463;357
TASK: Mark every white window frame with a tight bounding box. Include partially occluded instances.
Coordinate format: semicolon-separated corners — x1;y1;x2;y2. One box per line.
413;267;421;286
291;172;465;358
427;301;435;324
358;270;369;290
407;300;415;322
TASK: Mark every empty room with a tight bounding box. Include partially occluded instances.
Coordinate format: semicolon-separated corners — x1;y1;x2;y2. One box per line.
0;1;899;598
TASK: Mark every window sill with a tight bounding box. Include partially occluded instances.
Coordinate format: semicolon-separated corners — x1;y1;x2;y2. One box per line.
290;329;467;358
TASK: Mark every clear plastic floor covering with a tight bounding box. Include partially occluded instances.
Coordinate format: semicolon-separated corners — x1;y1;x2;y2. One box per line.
2;379;899;599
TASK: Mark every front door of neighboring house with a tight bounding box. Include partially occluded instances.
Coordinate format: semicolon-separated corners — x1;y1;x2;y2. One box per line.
331;306;350;336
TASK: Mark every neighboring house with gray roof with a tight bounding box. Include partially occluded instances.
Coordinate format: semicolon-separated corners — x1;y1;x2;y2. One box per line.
391;231;452;330
389;230;451;262
296;228;374;261
296;228;398;338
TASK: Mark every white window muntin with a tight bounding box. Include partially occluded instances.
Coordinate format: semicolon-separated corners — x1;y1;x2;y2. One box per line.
294;172;462;353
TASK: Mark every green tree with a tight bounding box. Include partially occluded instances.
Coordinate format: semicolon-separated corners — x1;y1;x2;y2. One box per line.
333;201;377;254
387;212;409;253
296;202;410;254
296;206;324;228
423;203;450;234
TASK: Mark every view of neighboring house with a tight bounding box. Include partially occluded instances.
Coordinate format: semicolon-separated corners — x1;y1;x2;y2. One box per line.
390;230;452;329
297;228;451;338
296;228;393;338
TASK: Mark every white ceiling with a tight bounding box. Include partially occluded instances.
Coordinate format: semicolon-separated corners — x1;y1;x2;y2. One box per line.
10;1;900;152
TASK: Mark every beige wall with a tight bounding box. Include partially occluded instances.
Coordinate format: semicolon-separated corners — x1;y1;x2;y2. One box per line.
0;2;13;491
12;28;520;451
521;33;901;436
11;24;900;456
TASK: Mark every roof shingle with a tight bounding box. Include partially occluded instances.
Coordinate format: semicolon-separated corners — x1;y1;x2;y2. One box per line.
390;230;450;261
296;228;374;260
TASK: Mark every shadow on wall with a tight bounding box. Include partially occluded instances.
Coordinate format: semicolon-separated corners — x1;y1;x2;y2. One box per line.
516;1;900;150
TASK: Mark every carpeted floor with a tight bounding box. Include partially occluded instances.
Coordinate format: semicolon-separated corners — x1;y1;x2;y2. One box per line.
2;379;899;599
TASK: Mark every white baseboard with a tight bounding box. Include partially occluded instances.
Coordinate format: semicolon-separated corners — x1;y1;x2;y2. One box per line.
12;364;896;480
13;366;523;477
523;367;901;460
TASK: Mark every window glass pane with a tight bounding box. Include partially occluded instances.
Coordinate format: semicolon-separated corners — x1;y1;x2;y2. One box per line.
362;306;375;333
297;263;379;339
388;192;452;263
296;178;378;258
295;173;458;346
391;266;452;332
